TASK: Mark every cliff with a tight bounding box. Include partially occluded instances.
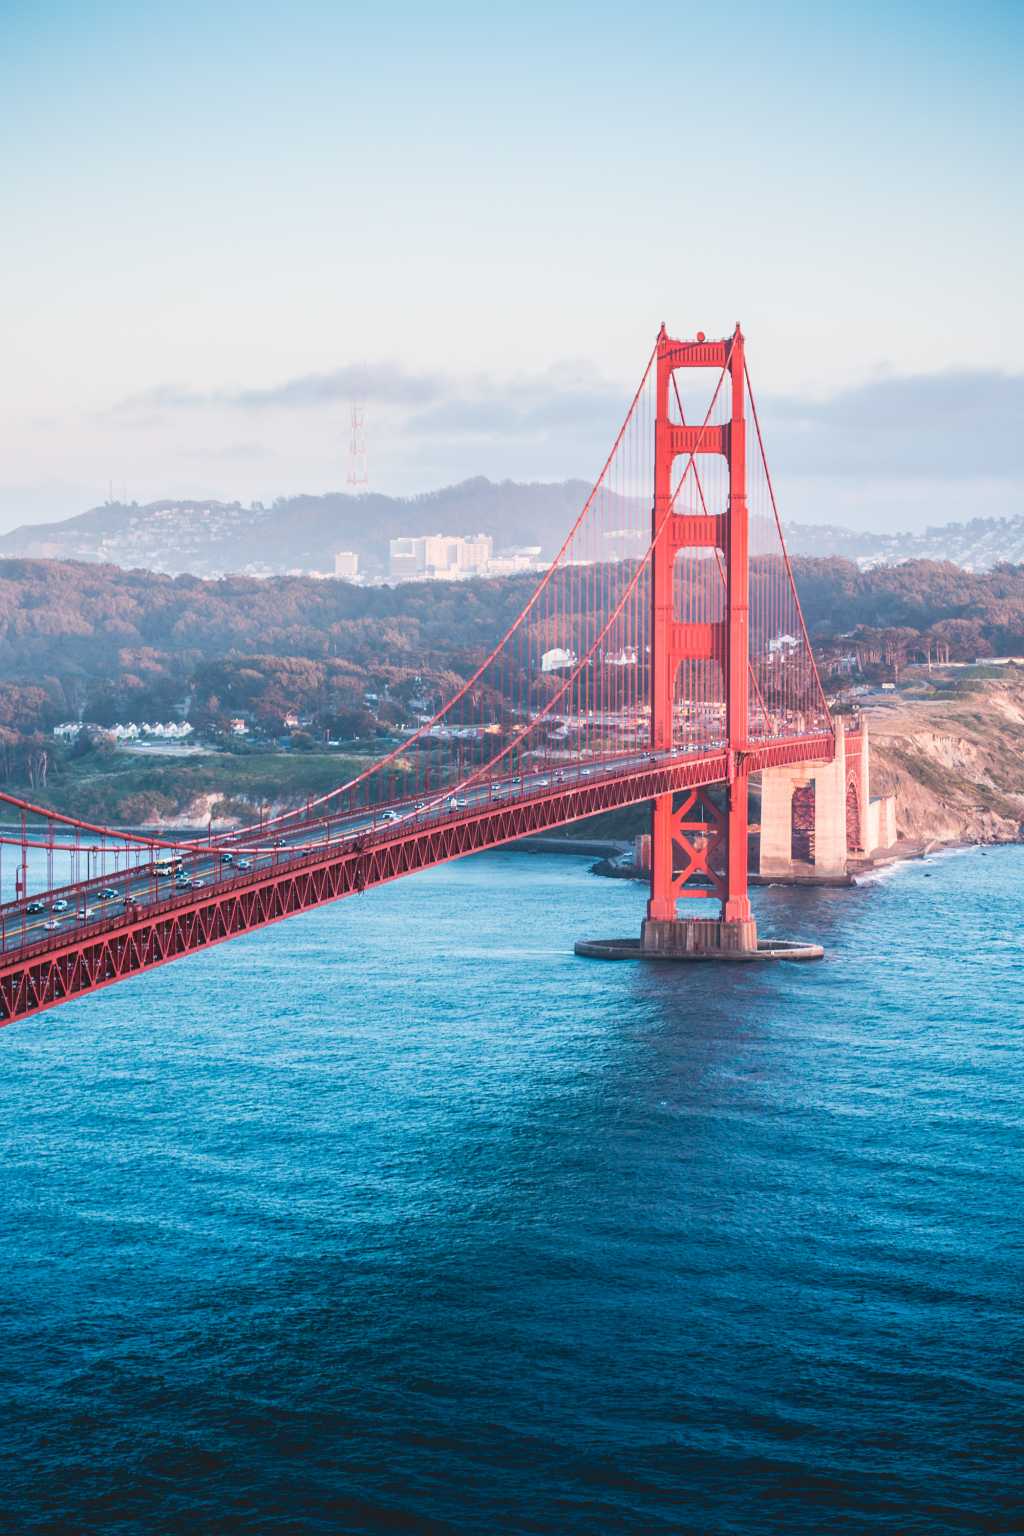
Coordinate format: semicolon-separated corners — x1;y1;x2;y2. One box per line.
864;673;1024;847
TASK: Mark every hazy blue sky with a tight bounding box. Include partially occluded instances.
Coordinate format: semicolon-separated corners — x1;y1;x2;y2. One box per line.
3;0;1022;531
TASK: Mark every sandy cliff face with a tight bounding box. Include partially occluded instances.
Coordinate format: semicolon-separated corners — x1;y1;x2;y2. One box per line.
864;677;1024;846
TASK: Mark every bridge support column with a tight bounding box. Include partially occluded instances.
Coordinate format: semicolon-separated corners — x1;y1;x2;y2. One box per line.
640;914;758;956
576;324;824;966
643;325;756;954
758;723;848;881
757;717;896;881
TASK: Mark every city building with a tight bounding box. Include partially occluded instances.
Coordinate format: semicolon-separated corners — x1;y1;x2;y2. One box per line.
334;550;359;579
484;546;543;576
389;533;494;581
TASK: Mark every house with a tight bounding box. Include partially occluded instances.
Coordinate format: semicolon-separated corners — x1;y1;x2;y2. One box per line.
541;646;576;673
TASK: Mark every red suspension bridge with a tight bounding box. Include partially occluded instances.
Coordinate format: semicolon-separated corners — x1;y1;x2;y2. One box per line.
0;325;834;1028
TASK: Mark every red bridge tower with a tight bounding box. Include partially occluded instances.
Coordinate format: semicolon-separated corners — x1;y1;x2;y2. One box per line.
642;324;758;957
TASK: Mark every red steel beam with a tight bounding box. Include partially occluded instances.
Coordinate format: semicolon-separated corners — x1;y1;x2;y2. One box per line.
0;737;833;1030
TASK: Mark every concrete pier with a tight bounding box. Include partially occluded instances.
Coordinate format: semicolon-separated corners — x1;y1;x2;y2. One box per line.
758;718;897;882
575;929;824;962
641;915;758;956
576;913;822;963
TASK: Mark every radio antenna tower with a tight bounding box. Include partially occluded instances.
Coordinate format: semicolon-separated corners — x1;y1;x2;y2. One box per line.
347;402;368;489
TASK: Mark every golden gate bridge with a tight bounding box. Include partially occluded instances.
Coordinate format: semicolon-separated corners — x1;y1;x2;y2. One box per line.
0;325;834;1028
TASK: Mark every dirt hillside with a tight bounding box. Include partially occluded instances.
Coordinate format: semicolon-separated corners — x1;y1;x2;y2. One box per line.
864;671;1024;846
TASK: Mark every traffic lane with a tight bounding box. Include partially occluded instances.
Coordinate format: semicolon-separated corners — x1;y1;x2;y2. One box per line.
1;750;687;950
4;755;655;941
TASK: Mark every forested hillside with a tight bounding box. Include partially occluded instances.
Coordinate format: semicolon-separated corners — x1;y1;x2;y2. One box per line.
1;554;1023;779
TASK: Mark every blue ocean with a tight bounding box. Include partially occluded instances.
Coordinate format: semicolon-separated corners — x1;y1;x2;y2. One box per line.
2;846;1022;1534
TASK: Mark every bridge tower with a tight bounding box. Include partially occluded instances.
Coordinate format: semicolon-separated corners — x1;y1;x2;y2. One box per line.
641;325;758;957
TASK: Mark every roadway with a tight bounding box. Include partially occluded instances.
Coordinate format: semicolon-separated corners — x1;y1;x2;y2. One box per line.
0;747;706;956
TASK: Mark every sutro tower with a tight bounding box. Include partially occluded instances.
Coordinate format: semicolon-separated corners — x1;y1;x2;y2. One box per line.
347;402;368;488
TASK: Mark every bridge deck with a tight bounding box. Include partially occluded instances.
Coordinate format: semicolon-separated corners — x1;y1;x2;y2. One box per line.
0;737;832;1029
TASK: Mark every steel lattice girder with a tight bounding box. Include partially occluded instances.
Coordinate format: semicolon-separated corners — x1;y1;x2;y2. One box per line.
0;736;833;1028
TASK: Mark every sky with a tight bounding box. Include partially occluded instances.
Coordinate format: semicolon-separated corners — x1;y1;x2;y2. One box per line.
2;0;1022;535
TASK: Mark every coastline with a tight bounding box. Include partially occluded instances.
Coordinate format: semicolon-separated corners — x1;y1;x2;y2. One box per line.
582;832;1004;889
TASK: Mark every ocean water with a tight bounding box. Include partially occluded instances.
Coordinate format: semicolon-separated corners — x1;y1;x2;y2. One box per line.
1;845;1022;1535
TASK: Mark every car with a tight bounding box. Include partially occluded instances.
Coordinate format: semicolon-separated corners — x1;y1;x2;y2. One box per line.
76;906;94;920
221;852;234;864
99;887;118;899
536;778;550;787
26;901;44;914
44;919;61;931
237;858;252;871
190;878;205;889
175;877;192;889
380;810;400;823
510;775;521;784
52;899;69;912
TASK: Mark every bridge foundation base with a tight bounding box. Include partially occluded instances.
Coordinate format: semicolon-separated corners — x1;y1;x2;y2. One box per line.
641;916;758;956
575;918;823;962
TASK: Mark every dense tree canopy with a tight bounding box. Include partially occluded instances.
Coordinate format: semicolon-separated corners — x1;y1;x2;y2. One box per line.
0;555;1022;751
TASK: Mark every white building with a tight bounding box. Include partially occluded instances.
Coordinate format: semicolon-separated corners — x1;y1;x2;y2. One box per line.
541;647;576;673
53;721;194;742
389;533;494;580
334;550;359;579
767;634;801;662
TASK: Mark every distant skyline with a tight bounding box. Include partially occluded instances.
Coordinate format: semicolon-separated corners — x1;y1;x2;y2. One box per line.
4;1;1022;535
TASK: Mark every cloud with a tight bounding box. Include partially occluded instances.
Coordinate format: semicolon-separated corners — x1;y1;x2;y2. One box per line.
114;360;1024;487
762;369;1024;480
112;358;631;452
115;363;447;413
403;367;625;440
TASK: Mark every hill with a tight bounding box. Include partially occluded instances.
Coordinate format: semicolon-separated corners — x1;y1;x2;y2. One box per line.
0;479;596;577
0;554;1020;829
868;676;1024;846
2;480;1022;577
0;555;1023;744
784;514;1024;570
